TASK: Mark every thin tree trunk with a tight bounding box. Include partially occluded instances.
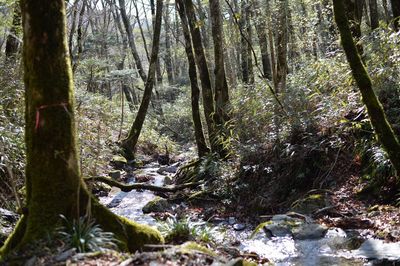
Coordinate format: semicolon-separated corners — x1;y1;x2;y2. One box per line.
121;0;164;159
5;3;21;62
119;0;147;83
333;0;400;178
176;0;210;157
164;0;175;85
275;0;288;93
72;0;86;73
369;0;379;30
253;0;272;79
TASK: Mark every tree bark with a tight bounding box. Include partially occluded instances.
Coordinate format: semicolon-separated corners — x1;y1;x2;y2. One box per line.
0;0;162;256
5;3;21;61
333;0;400;178
119;0;147;83
253;0;272;79
275;0;288;93
369;0;379;30
176;0;210;157
391;0;400;31
164;0;175;85
121;0;164;160
209;0;230;124
182;0;220;154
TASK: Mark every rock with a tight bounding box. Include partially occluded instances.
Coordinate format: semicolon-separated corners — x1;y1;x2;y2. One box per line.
233;223;246;231
179;241;217;257
163;175;174;185
264;223;293;237
111;155;127;169
292;223;328;240
225;258;257;266
0;208;19;246
142;196;170;213
228;217;236;225
290;193;329;215
108;170;121;180
157;164;179;174
0;208;18;223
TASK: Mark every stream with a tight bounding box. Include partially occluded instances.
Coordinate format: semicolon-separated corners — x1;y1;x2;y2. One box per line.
100;163;400;265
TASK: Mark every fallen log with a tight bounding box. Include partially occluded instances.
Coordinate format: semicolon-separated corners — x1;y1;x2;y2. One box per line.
85;176;203;193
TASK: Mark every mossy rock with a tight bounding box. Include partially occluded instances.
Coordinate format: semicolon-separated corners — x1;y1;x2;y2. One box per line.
108;170;122;180
142;197;170;214
179;241;217;257
225;258;258;266
111;155;128;169
290;193;329;214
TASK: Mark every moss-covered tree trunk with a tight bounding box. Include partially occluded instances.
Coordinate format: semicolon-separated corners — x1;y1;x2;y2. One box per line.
120;0;164;160
183;0;223;155
333;0;400;178
0;0;162;257
176;0;210;157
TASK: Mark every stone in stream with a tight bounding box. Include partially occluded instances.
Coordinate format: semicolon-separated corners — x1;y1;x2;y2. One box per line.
290;193;330;215
111;155;127;169
233;223;246;231
292;223;328;240
0;208;19;246
142;196;171;213
108;170;121;180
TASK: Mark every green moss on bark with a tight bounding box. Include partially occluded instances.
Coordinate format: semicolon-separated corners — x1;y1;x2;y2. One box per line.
333;0;400;178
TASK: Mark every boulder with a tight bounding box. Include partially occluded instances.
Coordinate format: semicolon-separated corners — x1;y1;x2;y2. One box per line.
290;193;329;215
142;196;170;213
292;223;328;240
111;155;127;169
108;170;122;180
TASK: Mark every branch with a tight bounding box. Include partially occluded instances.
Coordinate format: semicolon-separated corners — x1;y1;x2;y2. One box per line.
85;176;203;192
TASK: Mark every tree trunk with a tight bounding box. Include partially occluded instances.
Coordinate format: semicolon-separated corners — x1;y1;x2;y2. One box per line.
275;0;288;93
253;0;272;79
121;0;164;160
240;0;249;83
0;0;162;256
209;0;230;123
5;3;21;62
176;0;210;157
119;0;147;83
391;0;400;31
369;0;379;30
182;0;220;154
164;0;175;85
72;0;86;73
333;0;400;178
344;0;364;53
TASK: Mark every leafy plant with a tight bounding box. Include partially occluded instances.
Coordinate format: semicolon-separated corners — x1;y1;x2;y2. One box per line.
157;215;218;244
57;215;118;253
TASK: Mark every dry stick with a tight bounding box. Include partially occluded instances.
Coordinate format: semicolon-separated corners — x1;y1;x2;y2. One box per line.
85;176;203;192
224;0;286;114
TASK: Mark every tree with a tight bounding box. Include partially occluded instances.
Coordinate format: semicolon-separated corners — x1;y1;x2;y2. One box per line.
391;0;400;31
369;0;379;30
176;0;210;157
0;0;162;256
333;0;400;179
209;0;230;123
4;3;21;61
121;0;164;159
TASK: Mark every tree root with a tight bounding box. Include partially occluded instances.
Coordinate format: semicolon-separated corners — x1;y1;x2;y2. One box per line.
85;176;203;193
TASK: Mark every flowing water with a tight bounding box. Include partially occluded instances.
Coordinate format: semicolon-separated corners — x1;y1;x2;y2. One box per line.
100;163;400;265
